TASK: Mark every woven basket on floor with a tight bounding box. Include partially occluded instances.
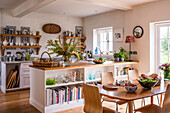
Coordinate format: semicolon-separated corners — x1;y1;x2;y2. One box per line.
32;51;59;67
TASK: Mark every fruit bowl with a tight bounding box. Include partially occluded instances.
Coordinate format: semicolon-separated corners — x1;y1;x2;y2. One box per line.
93;60;105;64
138;79;158;90
125;83;138;93
93;58;105;64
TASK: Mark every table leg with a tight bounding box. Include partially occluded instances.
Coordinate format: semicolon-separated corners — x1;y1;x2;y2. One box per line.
128;101;133;113
151;96;153;104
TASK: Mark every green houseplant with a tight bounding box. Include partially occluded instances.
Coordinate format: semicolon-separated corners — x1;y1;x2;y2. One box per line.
46;35;81;66
119;47;131;61
113;53;120;62
113;47;131;62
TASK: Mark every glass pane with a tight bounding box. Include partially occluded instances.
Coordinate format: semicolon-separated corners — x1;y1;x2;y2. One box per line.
160;27;168;39
160;52;168;64
160;39;168;51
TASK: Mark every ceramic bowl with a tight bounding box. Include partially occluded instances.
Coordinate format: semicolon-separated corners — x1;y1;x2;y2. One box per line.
125;84;138;93
138;79;158;90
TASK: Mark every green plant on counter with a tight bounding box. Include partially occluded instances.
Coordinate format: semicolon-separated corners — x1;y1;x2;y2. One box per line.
46;78;56;85
119;47;131;61
113;53;120;58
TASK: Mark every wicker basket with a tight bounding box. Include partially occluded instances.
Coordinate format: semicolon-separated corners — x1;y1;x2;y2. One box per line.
32;51;59;67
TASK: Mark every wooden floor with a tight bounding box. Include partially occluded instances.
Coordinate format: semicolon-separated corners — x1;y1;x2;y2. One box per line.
0;90;161;113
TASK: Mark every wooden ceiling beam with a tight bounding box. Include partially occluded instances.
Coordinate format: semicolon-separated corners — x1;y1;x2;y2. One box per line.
12;0;56;17
77;0;132;10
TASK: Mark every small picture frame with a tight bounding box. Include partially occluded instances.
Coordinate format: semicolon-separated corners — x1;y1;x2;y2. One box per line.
114;28;123;41
75;26;83;37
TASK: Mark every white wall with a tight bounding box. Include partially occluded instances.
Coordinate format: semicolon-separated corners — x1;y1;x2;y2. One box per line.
83;0;170;74
83;10;128;52
1;9;83;57
124;0;170;74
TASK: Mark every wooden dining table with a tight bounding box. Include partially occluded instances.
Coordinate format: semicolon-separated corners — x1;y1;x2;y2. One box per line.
99;80;170;113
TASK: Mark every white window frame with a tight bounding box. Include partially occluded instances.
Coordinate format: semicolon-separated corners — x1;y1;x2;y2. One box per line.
150;21;170;73
93;27;113;56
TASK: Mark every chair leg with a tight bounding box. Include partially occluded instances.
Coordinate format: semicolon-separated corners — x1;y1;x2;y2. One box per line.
133;101;135;110
126;103;128;113
157;95;160;105
142;98;145;106
116;103;118;112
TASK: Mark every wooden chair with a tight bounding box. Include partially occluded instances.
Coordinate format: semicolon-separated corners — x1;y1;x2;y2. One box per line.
162;84;170;113
83;83;116;113
134;84;170;113
101;72;127;112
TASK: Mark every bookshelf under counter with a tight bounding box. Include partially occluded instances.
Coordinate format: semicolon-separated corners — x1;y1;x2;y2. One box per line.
29;61;139;113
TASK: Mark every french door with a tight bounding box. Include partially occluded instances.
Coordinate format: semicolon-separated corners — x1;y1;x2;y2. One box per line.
156;23;170;67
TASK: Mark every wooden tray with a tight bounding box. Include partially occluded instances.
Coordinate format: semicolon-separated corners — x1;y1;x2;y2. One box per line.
102;84;119;90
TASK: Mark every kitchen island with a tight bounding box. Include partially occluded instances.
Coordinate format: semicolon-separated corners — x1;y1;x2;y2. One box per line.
29;61;138;113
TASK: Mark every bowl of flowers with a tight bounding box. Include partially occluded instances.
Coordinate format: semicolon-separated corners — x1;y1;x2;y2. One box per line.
159;63;170;81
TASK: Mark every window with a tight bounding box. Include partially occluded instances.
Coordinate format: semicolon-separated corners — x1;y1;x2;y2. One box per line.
150;22;170;73
157;24;170;65
93;27;113;55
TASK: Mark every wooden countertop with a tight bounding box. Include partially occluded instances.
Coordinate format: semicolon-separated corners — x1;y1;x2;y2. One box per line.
29;61;139;70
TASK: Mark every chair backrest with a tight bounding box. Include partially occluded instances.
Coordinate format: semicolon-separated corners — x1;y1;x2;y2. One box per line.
162;84;170;113
101;72;114;85
128;70;139;81
83;83;103;113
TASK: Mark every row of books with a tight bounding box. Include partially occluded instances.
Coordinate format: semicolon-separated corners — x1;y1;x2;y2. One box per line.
46;86;83;106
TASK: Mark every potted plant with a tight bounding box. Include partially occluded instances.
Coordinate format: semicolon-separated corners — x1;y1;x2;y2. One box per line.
113;53;120;62
46;35;81;66
119;47;131;61
159;63;170;81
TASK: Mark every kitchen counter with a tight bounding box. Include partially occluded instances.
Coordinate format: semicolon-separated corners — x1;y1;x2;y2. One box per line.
29;61;139;70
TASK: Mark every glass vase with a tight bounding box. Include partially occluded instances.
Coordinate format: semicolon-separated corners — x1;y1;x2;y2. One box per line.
164;70;170;81
63;57;72;67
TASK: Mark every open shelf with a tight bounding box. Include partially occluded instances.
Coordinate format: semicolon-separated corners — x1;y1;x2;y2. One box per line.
1;45;41;56
85;79;101;83
45;99;84;113
1;34;42;56
6;87;29;91
76;45;86;48
63;37;86;40
1;34;41;38
2;45;41;48
46;81;84;88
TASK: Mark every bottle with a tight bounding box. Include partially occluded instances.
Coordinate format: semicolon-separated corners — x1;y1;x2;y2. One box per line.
95;47;98;54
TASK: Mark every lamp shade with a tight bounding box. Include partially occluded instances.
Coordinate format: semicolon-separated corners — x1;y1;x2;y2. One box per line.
125;36;135;43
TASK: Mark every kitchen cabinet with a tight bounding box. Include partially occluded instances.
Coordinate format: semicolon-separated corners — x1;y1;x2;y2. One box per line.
1;61;32;93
